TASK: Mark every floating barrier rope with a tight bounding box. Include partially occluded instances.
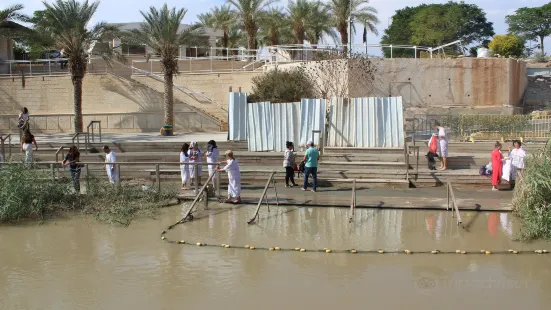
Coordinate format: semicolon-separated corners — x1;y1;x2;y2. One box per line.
160;230;549;255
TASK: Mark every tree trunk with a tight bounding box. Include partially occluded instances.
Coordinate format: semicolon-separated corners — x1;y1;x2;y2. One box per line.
223;31;229;56
339;27;348;55
247;28;255;53
73;76;83;133
540;36;545;55
164;73;174;127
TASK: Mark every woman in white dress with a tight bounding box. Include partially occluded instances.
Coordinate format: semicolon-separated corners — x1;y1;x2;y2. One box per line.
21;133;38;163
180;143;190;190
188;141;202;186
509;140;527;185
204;140;219;187
217;150;241;203
102;145;118;184
434;122;448;170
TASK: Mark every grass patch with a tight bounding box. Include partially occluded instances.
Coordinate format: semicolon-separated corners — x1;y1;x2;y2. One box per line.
512;142;551;240
0;164;179;226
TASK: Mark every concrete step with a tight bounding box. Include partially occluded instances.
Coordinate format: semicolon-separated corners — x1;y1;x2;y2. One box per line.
324;147;405;154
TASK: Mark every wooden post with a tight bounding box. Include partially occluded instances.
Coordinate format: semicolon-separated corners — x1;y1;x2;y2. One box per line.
155;164;161;192
204;188;208;210
194;164;199;193
50;163;55;181
229;86;232;92
216;165;221;200
271;174;279;206
117;164;121;187
85;164;90;194
446;182;450;211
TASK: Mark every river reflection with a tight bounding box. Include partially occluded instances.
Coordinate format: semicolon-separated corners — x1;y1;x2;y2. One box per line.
1;205;550;309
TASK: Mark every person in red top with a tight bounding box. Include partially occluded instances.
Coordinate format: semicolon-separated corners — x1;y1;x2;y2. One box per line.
491;141;506;191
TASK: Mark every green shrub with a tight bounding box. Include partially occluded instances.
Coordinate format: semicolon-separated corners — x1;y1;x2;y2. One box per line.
0;164;179;225
513;142;551;240
0;164;75;222
249;68;315;103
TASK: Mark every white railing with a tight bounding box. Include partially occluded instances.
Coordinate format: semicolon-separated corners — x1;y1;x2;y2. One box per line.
0;57;109;77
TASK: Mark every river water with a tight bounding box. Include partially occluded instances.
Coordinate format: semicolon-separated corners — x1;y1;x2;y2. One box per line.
1;204;551;309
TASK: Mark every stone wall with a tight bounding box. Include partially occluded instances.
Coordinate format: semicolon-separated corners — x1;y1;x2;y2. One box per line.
0;74;219;132
272;58;527;117
172;71;262;107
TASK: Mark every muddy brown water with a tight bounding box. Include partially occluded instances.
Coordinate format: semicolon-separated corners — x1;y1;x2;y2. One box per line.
1;204;551;309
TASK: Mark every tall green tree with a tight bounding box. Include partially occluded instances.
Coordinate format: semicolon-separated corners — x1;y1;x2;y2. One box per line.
380;5;425;58
126;4;205;128
381;2;494;58
488;34;526;58
328;0;379;52
39;0;122;133
506;4;551;54
227;0;277;52
258;7;291;46
0;4;30;40
197;5;235;56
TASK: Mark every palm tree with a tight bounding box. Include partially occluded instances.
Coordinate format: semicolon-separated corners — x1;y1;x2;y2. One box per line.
222;24;247;53
258;7;291;46
0;4;30;39
125;4;205;128
328;0;379;52
306;2;338;46
197;5;235;56
287;0;311;45
227;0;277;52
39;0;122;133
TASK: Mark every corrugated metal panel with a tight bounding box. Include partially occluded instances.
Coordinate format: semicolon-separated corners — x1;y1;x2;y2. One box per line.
247;102;274;151
328;98;354;147
328;97;404;148
228;92;247;141
272;102;301;152
299;98;326;147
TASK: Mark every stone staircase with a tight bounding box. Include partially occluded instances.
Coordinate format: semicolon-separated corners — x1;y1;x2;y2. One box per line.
98;60;229;131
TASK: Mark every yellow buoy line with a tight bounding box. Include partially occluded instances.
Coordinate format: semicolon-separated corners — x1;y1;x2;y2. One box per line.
160;232;549;255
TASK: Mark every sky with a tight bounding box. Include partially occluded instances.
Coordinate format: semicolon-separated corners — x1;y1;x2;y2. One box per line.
4;0;551;53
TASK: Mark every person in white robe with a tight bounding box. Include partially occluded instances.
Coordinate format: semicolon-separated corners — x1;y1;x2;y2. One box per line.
180;143;190;189
204;140;220;187
217;150;241;203
509;140;526;183
103;145;118;184
188;141;202;186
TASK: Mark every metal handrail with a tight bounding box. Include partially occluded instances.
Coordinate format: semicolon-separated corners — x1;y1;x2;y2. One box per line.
129;65;227;112
446;181;463;227
349;179;356;223
248;171;278;224
408;145;420;180
1;133;12;161
176;171;217;224
72;133;82;152
55;146;65;177
86;121;102;144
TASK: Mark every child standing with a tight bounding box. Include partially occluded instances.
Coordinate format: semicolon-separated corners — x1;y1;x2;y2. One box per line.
189;141;202;186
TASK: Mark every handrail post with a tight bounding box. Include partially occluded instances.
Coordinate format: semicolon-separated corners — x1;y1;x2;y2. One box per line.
194;163;199;193
446;182;450;211
85;164;90;194
349;179;356;223
50;163;55;181
1;137;4;161
155;164;160;192
271;173;279;206
216;164;221;200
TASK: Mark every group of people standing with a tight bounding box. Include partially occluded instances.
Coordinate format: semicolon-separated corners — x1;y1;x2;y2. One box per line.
283;140;320;192
491;140;526;191
179;140;241;203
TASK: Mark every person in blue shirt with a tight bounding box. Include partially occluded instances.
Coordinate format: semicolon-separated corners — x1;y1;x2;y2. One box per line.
302;141;319;192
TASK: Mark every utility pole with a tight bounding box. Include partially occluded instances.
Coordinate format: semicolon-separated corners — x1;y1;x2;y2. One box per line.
347;0;353;58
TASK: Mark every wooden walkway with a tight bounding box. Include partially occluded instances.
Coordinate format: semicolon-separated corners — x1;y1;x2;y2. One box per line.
177;184;513;211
